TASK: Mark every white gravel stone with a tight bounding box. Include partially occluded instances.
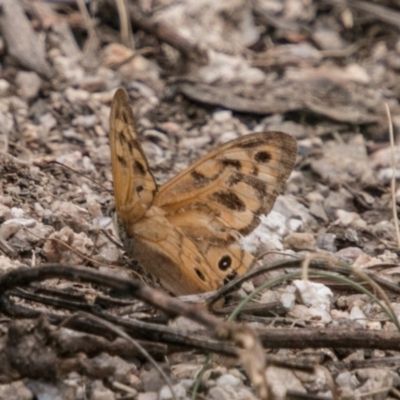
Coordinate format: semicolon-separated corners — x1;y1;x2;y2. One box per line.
349;306;367;328
16;71;42;101
10;207;24;218
216;374;242;388
0;79;10;96
280;292;296;310
0;203;11;220
159;383;187;400
293;280;333;312
137;393;158;400
209;387;230;400
65;87;90;105
241;211;288;253
0;381;33;400
88;380;115;400
213;110;233;123
0;218;36;240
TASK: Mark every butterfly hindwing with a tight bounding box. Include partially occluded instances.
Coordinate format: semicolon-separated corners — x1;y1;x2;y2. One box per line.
126;212;222;294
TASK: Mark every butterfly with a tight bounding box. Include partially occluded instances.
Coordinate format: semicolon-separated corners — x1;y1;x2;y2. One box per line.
109;88;297;296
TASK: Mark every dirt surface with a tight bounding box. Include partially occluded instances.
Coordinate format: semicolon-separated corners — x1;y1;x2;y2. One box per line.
1;0;400;399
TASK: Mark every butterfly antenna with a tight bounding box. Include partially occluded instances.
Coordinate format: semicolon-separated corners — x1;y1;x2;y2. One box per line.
46;160;112;193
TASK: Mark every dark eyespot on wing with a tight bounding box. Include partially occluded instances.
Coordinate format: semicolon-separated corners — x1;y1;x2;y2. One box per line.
117;155;127;167
134;160;146;176
209;190;246;211
195;268;206;281
221;159;242;170
254;151;272;163
218;255;232;271
136;185;143;194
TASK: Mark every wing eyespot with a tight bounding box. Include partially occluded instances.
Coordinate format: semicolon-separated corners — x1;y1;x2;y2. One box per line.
254;150;272;163
218;255;232;271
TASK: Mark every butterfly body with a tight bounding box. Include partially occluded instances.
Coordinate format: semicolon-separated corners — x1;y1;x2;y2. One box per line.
109;88;297;295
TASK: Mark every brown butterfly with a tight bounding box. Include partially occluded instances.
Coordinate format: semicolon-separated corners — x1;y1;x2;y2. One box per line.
109;88;297;296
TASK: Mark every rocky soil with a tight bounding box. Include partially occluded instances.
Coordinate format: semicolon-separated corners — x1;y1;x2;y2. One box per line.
1;1;400;399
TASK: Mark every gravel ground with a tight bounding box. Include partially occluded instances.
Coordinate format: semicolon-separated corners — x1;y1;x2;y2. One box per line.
1;1;400;399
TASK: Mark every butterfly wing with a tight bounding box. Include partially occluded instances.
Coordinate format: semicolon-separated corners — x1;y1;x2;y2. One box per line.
109;89;157;225
155;132;297;235
110;88;297;295
154;132;297;284
126;212;223;294
110;89;222;294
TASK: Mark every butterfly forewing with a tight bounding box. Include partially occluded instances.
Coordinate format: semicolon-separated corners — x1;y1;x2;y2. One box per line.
155;132;297;236
109;89;157;225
